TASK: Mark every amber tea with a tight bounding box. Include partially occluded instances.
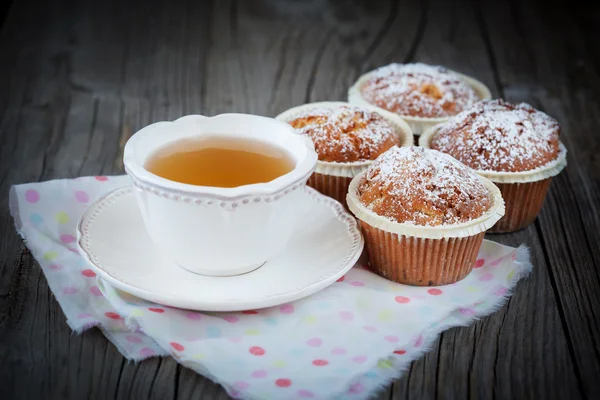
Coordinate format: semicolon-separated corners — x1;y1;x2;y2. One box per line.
145;138;296;187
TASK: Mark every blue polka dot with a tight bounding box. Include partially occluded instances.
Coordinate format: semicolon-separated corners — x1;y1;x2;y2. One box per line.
206;326;221;338
29;213;43;226
289;348;304;357
319;301;332;310
419;305;433;315
335;367;351;375
235;358;246;367
364;370;378;378
264;317;278;326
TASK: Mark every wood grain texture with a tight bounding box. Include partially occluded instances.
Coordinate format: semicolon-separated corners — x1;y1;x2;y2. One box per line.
0;0;598;399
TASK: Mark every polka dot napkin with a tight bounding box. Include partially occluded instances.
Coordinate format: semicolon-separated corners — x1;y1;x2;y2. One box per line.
10;176;532;399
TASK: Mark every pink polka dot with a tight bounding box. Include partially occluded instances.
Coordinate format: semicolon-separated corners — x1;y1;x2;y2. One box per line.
126;335;142;343
186;312;202;320
479;273;493;282
25;189;39;203
312;359;328;366
170;342;184;351
89;286;103;296
105;312;120;320
140;348;155;357
82;269;96;277
395;296;410;304
60;234;76;244
49;264;62;270
275;378;291;388
242;310;258;315
332;347;347;355
77;313;93;319
414;334;424;347
63;287;78;294
363;325;377;332
474;258;485;268
494;286;508;296
349;383;364;394
490;257;504;266
67;248;79;254
350;281;364;287
224;315;239;323
95;176;108;181
234;381;250;390
427;288;443;296
280;304;294;314
339;311;354;321
336;276;345;282
298;389;315;398
394;350;406;355
459;308;476;316
306;338;322;347
149;307;165;313
75;190;89;203
352;355;367;363
385;335;399;343
228;337;243;343
249;346;265;356
251;369;268;378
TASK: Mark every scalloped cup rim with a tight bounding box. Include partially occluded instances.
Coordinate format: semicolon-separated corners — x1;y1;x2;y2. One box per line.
123;113;318;199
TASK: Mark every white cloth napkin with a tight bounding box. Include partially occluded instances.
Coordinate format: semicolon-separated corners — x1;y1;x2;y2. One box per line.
10;176;531;399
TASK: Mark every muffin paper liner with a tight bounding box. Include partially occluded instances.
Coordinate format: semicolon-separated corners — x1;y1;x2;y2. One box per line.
419;126;568;184
487;178;552;233
307;173;353;208
359;221;486;285
348;69;491;135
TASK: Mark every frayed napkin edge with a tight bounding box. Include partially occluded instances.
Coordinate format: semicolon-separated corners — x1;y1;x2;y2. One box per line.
361;245;532;400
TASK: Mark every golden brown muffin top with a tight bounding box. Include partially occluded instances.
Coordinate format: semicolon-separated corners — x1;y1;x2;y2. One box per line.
360;63;480;118
288;105;400;163
357;146;491;226
430;99;560;172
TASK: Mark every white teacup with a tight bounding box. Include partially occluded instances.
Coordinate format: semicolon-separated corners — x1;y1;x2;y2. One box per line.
123;114;318;276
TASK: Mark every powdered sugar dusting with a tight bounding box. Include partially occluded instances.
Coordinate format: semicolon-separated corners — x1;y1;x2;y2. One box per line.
360;63;480;118
288;105;399;162
431;99;560;172
358;147;491;226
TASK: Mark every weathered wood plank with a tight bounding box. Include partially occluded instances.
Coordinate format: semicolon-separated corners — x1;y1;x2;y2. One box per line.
479;0;600;396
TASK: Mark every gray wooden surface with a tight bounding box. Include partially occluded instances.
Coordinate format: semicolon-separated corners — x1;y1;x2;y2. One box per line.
1;0;599;398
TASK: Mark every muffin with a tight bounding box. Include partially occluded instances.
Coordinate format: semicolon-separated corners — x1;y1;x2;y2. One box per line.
420;99;567;232
348;63;491;135
276;102;413;207
346;146;504;286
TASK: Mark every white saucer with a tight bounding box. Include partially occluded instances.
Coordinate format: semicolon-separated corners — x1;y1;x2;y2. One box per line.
77;186;364;311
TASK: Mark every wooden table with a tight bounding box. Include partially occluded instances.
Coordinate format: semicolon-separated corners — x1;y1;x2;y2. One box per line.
1;0;599;398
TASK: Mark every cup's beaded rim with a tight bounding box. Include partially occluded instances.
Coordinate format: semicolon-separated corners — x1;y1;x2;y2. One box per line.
275;101;414;178
346;170;505;239
419;124;568;184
